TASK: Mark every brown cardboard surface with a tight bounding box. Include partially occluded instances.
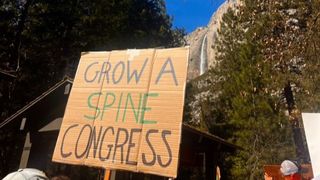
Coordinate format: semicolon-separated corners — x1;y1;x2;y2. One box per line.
52;47;189;178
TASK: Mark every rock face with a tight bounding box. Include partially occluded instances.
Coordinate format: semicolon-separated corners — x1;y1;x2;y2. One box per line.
186;0;240;80
185;0;241;125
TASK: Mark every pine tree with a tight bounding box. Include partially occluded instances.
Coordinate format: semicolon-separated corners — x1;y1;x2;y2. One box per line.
0;0;185;119
209;1;302;178
296;0;320;112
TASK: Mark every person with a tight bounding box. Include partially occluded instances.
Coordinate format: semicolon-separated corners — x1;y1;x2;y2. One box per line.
2;168;48;180
280;160;302;180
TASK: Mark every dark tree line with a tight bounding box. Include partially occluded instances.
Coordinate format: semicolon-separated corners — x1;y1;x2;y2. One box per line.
0;0;185;120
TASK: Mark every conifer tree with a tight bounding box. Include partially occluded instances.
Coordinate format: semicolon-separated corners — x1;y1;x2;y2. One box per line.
186;0;320;178
0;0;185;118
208;0;311;178
215;6;296;178
296;0;320;112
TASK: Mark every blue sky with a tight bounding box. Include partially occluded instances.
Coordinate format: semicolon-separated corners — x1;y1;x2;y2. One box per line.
165;0;225;33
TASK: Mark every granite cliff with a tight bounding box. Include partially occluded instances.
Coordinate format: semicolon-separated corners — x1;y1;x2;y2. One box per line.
186;0;240;80
185;0;240;125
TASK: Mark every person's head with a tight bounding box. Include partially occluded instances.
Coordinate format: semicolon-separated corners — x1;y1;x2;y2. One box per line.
2;168;49;180
280;160;302;180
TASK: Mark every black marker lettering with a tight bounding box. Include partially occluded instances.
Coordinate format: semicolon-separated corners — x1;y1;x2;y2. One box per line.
84;62;99;83
142;129;158;166
127;58;148;84
99;127;115;161
112;128;129;163
99;62;111;84
61;124;78;158
157;130;172;167
126;128;142;165
155;58;178;86
112;61;125;84
75;124;92;159
87;126;103;158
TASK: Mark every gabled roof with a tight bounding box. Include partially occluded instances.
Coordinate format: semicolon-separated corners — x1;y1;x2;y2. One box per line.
0;77;73;129
182;123;241;150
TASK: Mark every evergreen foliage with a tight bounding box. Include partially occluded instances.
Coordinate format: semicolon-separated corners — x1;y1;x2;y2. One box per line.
0;0;185;119
187;0;320;178
214;5;296;178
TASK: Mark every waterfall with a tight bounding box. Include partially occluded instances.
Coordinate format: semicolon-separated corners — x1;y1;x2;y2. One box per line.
200;34;208;75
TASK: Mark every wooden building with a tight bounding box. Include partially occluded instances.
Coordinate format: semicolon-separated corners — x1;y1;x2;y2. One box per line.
0;77;239;180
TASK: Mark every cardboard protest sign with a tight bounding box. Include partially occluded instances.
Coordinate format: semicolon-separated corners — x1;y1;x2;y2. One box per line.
52;47;189;178
302;113;320;177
